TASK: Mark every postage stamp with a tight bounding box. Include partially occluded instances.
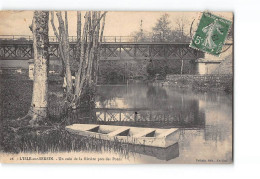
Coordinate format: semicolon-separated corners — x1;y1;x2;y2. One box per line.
190;11;232;56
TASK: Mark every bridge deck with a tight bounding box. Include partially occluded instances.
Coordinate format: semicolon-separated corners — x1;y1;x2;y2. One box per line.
0;35;233;61
0;40;206;61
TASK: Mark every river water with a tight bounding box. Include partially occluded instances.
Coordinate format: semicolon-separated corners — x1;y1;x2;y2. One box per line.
92;84;233;163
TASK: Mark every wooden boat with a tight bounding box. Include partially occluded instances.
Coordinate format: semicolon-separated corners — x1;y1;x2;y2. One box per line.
129;142;179;161
65;124;180;148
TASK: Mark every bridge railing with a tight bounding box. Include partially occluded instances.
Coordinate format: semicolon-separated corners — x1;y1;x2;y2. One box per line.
0;35;33;41
48;36;139;43
102;36;138;43
0;35;76;42
0;35;233;44
0;35;139;43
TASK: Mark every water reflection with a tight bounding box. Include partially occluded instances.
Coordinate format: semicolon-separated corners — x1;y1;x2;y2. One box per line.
70;84;232;162
93;84;232;163
94;85;205;129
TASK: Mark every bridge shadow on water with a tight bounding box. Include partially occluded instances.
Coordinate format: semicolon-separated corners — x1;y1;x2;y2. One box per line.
64;101;205;130
64;108;181;161
59;84;209;161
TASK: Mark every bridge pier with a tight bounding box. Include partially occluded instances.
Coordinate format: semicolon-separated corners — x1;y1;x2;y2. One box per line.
195;58;222;75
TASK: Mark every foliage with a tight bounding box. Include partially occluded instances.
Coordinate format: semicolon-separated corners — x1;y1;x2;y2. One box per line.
191;75;233;93
0;75;33;120
131;30;152;42
170;30;191;43
146;59;196;79
0;121;131;156
146;60;169;79
152;14;172;42
132;14;191;43
0;75;128;154
105;72;124;84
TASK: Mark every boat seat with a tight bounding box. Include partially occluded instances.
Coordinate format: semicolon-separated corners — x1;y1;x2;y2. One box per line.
88;126;100;132
108;127;130;137
133;129;156;138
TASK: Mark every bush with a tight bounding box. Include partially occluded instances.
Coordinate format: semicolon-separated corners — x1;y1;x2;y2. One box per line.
105;72;124;84
146;60;168;79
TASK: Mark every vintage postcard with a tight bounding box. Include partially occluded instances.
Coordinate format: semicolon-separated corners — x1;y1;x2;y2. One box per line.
0;11;233;164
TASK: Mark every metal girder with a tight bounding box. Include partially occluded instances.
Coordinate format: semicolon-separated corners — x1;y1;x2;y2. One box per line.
0;45;33;59
0;42;204;60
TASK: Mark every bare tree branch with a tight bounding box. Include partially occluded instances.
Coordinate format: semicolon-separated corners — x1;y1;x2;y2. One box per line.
99;12;106;42
50;11;60;41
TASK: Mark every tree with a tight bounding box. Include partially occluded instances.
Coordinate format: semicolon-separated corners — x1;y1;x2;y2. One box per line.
175;17;194;75
172;17;191;43
131;20;152;42
18;11;50;126
50;11;107;109
152;14;172;42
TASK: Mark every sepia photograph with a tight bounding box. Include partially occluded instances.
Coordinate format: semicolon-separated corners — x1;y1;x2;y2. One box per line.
0;10;233;164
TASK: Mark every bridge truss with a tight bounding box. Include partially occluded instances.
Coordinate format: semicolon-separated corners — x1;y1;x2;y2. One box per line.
0;41;204;61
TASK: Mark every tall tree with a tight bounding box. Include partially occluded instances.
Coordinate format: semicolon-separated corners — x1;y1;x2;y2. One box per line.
131;20;152;42
173;17;191;42
19;11;49;126
152;13;172;42
51;11;107;109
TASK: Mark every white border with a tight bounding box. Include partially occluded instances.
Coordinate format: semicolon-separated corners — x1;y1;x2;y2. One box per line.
1;0;260;179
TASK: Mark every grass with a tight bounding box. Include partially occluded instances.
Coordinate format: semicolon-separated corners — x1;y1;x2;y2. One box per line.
0;124;131;157
0;74;131;157
165;74;233;94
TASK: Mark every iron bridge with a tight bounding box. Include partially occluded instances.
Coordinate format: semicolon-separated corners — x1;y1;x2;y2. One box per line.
0;35;205;61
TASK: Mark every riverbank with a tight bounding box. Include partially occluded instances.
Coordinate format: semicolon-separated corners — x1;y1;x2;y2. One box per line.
0;74;233;162
0;74;129;155
160;74;233;93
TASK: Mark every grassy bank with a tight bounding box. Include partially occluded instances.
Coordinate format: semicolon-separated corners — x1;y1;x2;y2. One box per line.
163;74;233;94
1;123;130;156
0;74;129;156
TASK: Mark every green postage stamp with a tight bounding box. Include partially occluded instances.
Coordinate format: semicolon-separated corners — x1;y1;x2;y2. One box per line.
190;12;232;56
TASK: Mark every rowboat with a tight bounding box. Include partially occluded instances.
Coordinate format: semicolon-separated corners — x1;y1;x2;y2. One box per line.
65;124;180;148
129;142;179;161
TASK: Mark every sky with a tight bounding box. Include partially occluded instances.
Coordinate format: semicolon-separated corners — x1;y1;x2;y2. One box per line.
0;11;233;37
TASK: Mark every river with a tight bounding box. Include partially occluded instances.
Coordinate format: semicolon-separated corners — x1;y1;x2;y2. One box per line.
92;83;233;163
